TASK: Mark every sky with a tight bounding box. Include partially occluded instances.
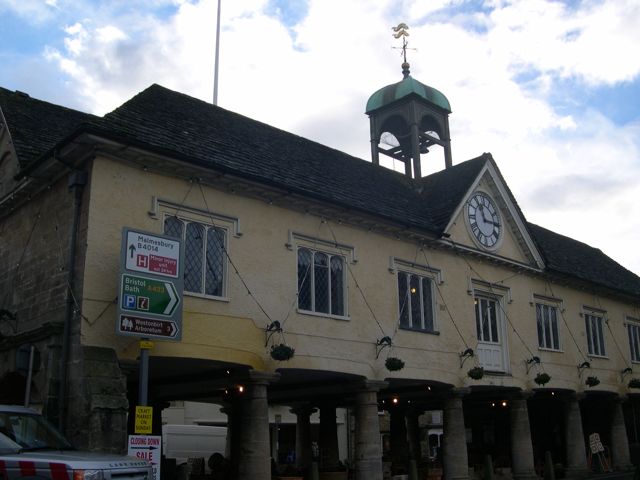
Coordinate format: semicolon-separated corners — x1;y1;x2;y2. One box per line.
1;0;640;276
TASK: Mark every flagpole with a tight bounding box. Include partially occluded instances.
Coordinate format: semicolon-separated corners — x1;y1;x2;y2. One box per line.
213;0;221;105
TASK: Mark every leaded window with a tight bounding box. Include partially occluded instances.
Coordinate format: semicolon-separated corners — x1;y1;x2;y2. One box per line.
475;296;499;343
164;216;226;297
628;321;640;363
536;303;560;350
297;247;345;316
397;271;434;332
585;312;606;357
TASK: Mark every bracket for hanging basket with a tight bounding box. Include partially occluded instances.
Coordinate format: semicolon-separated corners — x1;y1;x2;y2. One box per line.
375;336;392;359
621;367;633;382
577;361;590;377
525;356;541;374
459;348;474;368
264;320;282;347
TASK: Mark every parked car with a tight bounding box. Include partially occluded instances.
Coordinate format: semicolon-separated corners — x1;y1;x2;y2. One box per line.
0;404;152;479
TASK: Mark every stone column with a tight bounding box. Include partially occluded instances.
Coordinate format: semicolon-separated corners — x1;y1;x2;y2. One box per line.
564;393;588;478
221;403;242;476
354;380;387;480
236;371;279;480
406;407;423;462
509;393;537;480
319;403;341;469
443;388;470;480
610;397;632;470
390;406;410;472
291;404;317;470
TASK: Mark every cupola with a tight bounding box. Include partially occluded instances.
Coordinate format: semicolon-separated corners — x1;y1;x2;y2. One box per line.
366;24;452;179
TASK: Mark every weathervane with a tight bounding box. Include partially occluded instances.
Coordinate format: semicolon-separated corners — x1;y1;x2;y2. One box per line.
391;23;416;77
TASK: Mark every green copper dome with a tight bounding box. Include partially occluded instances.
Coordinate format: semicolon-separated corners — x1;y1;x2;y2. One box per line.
366;75;451;114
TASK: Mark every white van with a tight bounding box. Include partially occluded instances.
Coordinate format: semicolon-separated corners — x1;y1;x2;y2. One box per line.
162;424;227;468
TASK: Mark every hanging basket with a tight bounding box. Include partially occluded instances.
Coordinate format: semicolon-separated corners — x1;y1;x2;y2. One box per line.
585;376;600;388
534;372;551;386
270;343;295;361
628;378;640;389
468;366;484;380
385;357;405;371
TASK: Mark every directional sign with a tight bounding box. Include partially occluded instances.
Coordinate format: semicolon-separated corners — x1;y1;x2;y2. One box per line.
128;435;161;480
117;228;183;341
121;274;179;316
119;314;179;339
125;231;180;278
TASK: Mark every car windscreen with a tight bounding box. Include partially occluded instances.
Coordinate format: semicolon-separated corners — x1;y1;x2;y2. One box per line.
0;431;21;454
0;412;74;451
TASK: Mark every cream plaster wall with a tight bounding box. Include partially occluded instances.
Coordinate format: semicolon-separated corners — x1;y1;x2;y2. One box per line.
80;155;640;394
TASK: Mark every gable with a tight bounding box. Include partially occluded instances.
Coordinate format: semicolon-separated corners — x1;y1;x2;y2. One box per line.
443;159;545;270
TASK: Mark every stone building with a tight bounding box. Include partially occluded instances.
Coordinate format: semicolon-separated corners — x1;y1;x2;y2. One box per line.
1;60;640;480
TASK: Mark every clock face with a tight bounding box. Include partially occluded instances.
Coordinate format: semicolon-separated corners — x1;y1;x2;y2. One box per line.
466;192;502;249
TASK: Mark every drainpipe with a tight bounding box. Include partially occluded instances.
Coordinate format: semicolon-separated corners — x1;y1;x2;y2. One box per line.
58;170;87;432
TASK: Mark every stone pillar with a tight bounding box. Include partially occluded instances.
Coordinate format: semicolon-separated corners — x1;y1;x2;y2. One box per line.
390;406;410;472
291;404;317;470
509;393;537;480
406;408;423;462
236;371;279;480
443;388;470;480
221;403;242;475
564;393;588;478
354;380;387;480
319;403;341;469
610;397;632;470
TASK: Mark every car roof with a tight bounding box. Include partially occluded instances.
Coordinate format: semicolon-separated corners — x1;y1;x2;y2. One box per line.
0;405;40;415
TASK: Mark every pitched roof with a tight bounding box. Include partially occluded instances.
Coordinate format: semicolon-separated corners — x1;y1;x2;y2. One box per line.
2;83;639;299
527;223;640;297
0;87;97;169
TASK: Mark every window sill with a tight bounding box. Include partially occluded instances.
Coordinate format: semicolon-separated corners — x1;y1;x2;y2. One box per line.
399;327;440;336
184;291;230;302
537;347;564;353
587;354;609;360
297;308;350;322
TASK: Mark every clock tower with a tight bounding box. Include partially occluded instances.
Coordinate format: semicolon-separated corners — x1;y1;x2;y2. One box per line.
366;24;452;179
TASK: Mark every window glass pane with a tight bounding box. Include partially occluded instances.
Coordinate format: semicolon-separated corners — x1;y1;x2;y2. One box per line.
475;299;481;339
314;253;329;314
398;273;410;328
550;307;559;350
185;222;204;293
543;306;552;348
536;304;544;348
596;317;605;355
489;300;498;342
481;299;490;341
330;256;344;316
164;216;183;240
297;249;312;311
585;315;593;355
205;227;225;296
632;326;640;362
422;278;433;332
410;275;421;329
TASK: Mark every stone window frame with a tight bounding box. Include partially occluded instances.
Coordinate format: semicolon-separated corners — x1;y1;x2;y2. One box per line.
389;257;442;335
583;306;608;358
152;198;239;302
625;316;640;363
532;294;563;352
287;231;353;321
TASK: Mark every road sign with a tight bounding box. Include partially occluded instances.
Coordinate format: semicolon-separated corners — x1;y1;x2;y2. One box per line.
119;314;179;339
135;406;153;434
117;228;183;341
128;435;161;480
125;230;180;278
121;274;179;316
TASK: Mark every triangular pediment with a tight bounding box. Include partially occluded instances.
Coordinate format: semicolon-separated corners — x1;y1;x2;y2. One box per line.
443;157;545;270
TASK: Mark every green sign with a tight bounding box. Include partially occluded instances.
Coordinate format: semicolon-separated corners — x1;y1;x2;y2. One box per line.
121;274;180;316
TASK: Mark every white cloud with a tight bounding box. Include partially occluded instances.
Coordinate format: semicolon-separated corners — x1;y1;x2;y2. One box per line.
31;0;640;274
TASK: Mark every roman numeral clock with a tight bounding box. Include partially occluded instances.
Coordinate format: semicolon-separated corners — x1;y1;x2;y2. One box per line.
466;191;502;249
